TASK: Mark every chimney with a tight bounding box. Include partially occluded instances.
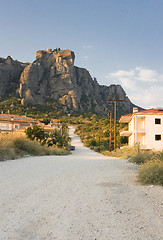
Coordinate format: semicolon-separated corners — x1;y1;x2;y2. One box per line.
133;107;138;113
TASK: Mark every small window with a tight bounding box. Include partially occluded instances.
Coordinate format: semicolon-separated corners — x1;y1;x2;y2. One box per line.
15;125;19;129
155;135;161;141
155;118;161;124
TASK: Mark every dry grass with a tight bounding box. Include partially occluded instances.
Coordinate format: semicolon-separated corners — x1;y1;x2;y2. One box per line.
0;133;69;161
138;160;163;186
102;145;139;159
102;145;163;186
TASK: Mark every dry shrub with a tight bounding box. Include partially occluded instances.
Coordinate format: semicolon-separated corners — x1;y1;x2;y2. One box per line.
128;151;154;165
102;145;139;159
0;133;69;161
138;160;163;186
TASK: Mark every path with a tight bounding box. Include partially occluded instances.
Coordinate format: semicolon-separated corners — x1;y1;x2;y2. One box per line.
0;126;162;240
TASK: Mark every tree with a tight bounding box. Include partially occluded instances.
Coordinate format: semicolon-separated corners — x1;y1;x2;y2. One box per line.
25;125;45;142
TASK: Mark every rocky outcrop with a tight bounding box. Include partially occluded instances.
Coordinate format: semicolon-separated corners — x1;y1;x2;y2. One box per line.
0;57;27;98
19;49;75;105
0;49;135;115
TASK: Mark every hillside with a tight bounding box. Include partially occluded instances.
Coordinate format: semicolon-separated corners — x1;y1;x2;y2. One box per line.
0;49;137;116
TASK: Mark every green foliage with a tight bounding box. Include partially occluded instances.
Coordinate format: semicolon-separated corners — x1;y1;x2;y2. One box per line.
0;96;65;119
53;48;61;52
138;160;163;186
127;149;163;186
128;151;155;165
41;118;51;125
102;146;138;158
25;125;70;149
25;125;45;142
74;116;125;152
0;134;69;161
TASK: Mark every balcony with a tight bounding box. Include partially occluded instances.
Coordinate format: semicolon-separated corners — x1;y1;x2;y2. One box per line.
136;128;146;134
120;130;132;137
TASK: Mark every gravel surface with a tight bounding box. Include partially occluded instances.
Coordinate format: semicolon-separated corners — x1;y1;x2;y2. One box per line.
0;126;163;240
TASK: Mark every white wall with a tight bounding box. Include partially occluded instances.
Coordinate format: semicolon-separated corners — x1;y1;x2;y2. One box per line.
145;115;163;150
128;114;163;150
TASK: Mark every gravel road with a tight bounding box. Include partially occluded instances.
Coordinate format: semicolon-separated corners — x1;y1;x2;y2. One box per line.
0;126;163;240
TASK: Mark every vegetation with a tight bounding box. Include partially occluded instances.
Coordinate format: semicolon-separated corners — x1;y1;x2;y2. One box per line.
0;133;69;161
0;95;162;186
25;125;70;149
0;95;67;120
138;160;163;186
102;145;139;158
74;114;128;152
0;95;102;123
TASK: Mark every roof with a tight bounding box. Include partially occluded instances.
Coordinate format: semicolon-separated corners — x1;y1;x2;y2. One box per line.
119;108;163;123
119;113;132;123
0;114;38;124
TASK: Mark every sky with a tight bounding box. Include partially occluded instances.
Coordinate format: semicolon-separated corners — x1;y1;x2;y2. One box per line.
0;0;163;109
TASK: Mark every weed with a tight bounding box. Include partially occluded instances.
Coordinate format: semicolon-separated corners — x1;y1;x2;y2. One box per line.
138;160;163;186
0;133;69;161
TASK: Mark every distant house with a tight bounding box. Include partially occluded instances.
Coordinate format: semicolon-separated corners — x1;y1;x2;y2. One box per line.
0;114;38;133
38;122;56;134
119;107;163;150
49;121;61;129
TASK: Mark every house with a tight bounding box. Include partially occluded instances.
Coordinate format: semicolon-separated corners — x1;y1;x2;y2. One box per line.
38;122;56;134
119;107;163;150
0;114;39;133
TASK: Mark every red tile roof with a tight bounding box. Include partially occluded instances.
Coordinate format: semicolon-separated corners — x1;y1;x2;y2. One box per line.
0;114;38;123
136;108;163;114
121;108;163;118
119;108;163;123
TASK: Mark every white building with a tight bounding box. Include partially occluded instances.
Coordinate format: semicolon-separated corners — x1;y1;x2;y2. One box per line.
119;107;163;150
0;114;38;133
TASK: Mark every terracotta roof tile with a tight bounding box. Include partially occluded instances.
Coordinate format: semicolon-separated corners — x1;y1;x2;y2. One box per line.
0;114;38;123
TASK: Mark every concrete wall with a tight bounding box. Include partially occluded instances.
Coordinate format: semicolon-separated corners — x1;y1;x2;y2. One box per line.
128;114;163;150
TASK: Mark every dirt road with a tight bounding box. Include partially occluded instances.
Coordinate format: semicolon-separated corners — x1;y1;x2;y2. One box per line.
0;127;162;240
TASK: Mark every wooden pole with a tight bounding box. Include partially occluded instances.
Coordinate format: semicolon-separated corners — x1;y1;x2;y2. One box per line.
110;111;112;152
107;98;124;151
102;110;112;152
114;101;116;151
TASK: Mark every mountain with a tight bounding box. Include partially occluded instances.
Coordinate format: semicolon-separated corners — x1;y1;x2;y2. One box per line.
0;49;136;115
0;56;28;97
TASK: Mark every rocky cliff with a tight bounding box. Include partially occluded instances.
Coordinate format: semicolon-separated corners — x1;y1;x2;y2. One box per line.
0;49;135;114
0;57;27;98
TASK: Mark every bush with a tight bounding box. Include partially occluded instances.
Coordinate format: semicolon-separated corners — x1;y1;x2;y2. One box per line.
0;133;69;161
138;160;163;186
128;151;154;165
25;125;45;142
102;145;139;159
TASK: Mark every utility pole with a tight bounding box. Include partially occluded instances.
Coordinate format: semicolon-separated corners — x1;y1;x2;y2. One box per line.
107;98;123;151
103;110;112;151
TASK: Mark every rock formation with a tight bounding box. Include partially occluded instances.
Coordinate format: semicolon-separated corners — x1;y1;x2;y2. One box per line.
0;56;27;98
0;49;136;114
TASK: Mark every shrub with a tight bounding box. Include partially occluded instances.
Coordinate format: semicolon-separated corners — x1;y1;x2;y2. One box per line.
0;133;69;161
128;151;154;165
102;145;139;159
138;160;163;186
25;125;45;142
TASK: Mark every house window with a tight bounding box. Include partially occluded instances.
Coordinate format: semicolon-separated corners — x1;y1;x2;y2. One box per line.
155;135;161;141
15;125;19;129
155;118;161;124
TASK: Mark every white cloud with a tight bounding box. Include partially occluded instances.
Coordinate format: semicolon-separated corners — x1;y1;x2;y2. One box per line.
135;67;158;82
106;67;163;108
83;56;89;60
110;70;135;78
82;45;93;49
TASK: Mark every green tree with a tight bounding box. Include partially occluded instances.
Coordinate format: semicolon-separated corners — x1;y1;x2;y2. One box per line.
25;125;45;142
